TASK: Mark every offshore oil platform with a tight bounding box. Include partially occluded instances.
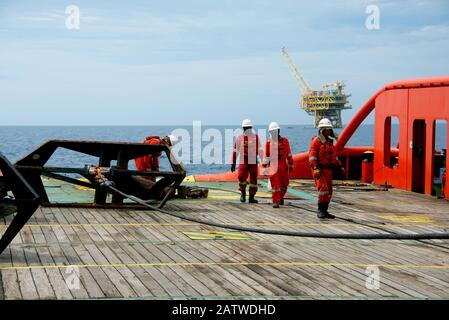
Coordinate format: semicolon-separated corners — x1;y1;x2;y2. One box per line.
281;48;351;128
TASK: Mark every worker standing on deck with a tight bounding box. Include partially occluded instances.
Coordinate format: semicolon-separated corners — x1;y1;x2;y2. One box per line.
231;119;262;203
309;118;345;219
262;122;294;208
135;135;178;180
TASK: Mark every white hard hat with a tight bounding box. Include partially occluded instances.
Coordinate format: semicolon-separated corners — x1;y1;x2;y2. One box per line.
268;122;280;132
318;118;333;129
167;135;178;146
242;119;253;128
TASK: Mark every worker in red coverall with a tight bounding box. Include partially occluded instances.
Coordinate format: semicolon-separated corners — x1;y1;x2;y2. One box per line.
262;122;294;208
231;119;262;203
135;135;178;181
309;118;345;219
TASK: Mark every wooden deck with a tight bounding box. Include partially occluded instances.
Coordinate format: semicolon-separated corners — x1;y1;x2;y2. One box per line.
1;183;449;300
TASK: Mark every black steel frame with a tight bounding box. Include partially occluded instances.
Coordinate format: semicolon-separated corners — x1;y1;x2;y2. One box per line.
0;153;40;255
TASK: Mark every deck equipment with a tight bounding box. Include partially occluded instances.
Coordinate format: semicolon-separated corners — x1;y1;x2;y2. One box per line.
14;140;186;208
0;140;186;254
0;153;40;254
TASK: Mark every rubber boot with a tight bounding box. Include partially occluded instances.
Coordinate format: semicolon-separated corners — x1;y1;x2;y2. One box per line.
323;204;335;219
317;203;327;219
248;194;258;203
280;198;284;205
240;190;246;203
273;203;280;208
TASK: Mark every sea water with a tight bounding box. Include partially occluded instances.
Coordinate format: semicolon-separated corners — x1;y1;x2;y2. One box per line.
0;124;446;175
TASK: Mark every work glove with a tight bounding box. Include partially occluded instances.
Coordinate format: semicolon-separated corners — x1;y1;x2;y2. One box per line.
231;164;236;173
288;165;294;173
339;167;346;177
312;168;321;179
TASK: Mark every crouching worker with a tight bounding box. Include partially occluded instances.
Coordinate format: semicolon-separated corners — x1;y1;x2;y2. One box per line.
309;119;345;219
133;135;178;198
135;135;178;179
262;122;294;208
231;119;261;203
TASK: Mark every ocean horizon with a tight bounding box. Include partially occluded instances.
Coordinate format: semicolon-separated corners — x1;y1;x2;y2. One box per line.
0;124;445;175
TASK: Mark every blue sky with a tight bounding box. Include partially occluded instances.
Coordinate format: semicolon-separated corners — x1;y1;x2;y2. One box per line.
0;0;448;125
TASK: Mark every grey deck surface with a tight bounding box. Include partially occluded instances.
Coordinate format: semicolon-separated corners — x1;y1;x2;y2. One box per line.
1;185;449;300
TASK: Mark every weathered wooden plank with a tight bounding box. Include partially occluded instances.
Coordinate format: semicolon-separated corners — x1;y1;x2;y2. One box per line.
1;270;22;300
37;245;90;299
123;242;184;297
71;244;121;298
215;240;336;298
0;269;5;299
282;240;428;298
12;246;39;300
54;244;104;299
167;242;234;297
353;241;449;296
180;240;272;297
82;243;137;298
95;242;151;297
138;242;203;296
219;240;347;298
114;242;168;297
198;204;341;297
22;247;55;299
16;268;39;299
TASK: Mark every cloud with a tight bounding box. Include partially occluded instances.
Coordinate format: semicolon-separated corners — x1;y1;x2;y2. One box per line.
18;11;63;22
0;0;448;125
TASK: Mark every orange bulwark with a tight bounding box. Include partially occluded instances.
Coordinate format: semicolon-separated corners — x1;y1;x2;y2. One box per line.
194;76;449;200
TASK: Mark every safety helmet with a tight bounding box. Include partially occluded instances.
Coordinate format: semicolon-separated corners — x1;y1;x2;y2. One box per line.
268;122;280;132
318;118;333;129
167;135;178;146
242;119;253;128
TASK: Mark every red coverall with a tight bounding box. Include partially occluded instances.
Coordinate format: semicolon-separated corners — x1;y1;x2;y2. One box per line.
135;136;162;181
263;136;293;205
309;136;342;205
232;132;260;196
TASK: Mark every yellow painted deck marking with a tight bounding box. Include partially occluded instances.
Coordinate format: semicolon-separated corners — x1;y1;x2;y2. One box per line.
183;175;196;183
183;231;252;240
74;185;93;191
0;222;445;229
1;261;448;271
379;216;433;223
208;195;238;200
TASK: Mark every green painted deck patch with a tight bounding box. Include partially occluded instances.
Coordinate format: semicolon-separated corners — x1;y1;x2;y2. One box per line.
257;179;317;202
